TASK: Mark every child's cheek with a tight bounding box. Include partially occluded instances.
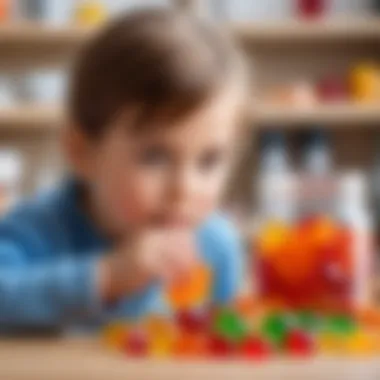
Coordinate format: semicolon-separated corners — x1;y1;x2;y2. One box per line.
114;183;157;227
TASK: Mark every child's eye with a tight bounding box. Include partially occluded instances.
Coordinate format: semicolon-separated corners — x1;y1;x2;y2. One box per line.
138;147;170;166
199;149;224;172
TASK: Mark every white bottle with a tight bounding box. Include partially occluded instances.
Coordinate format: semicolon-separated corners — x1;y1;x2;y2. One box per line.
0;150;23;215
339;172;373;307
257;132;295;222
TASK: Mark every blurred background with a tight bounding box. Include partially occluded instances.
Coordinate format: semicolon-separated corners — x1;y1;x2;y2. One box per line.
0;0;379;249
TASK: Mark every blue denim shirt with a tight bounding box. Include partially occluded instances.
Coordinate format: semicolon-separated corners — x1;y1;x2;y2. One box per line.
0;179;244;329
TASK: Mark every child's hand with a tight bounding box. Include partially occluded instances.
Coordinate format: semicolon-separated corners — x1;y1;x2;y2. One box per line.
99;229;197;302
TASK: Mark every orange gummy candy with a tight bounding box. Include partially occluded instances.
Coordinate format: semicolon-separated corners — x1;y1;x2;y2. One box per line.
257;220;290;259
173;332;208;357
307;216;338;248
271;229;317;284
167;262;212;310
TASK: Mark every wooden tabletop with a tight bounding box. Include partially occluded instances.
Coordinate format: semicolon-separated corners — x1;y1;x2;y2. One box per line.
0;339;379;380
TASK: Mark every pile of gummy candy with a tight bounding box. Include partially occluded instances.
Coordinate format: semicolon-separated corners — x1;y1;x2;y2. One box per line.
256;216;354;309
103;215;380;360
103;299;380;360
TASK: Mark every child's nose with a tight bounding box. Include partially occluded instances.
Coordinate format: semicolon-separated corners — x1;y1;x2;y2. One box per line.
169;168;199;204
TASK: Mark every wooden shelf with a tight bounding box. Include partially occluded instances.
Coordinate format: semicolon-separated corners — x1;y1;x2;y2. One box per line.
254;103;380;127
0;18;377;48
0;23;93;46
0;105;61;131
0;103;380;132
232;17;380;43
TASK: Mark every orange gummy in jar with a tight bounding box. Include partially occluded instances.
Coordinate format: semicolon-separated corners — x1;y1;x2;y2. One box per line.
167;262;212;310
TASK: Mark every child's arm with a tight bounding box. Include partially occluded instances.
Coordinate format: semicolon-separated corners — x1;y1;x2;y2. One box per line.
198;214;245;304
0;214;101;327
0;209;197;327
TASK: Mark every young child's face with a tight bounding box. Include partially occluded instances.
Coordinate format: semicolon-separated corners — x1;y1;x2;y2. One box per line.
72;89;242;234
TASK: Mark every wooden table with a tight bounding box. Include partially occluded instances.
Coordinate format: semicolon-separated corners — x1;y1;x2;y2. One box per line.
0;339;379;380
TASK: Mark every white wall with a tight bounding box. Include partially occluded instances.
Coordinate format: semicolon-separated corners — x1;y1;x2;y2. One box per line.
206;0;374;21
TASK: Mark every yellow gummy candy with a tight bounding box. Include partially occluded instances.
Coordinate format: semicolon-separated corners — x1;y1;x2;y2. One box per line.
317;333;345;355
146;316;177;357
344;331;376;356
102;322;128;350
257;220;290;259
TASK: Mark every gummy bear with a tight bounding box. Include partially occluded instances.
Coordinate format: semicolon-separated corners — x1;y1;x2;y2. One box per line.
167;262;212;310
235;296;258;317
317;332;344;354
124;329;149;357
240;337;272;360
325;314;357;336
213;309;248;343
146;316;177;357
285;329;315;357
257;220;290;259
295;310;321;332
207;334;235;358
173;332;207;358
344;331;376;356
261;312;291;347
176;310;209;334
102;322;128;350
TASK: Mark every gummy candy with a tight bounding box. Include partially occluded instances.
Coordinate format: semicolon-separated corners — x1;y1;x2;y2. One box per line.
167;262;212;310
285;330;315;357
257;221;290;259
176;310;209;334
124;329;149;357
146;316;177;357
240;337;272;360
356;307;380;328
307;216;338;249
103;322;128;350
173;332;207;357
261;312;291;347
213;309;248;343
207;334;235;357
295;310;321;332
344;331;376;356
235;297;258;317
325;315;357;336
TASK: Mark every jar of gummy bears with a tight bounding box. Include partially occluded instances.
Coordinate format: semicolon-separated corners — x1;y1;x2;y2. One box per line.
255;171;373;312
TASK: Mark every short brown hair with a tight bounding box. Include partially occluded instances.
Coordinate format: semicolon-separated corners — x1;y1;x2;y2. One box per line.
69;7;245;138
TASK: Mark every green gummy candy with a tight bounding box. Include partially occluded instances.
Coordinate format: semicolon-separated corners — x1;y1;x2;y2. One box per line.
261;313;290;346
295;310;321;331
325;314;357;336
213;309;248;342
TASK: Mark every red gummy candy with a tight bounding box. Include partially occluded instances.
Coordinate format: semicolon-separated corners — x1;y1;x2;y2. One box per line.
241;337;271;360
176;310;209;334
207;335;235;358
285;330;315;357
125;330;148;357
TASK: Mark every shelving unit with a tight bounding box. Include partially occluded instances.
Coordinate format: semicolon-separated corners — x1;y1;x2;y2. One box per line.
1;102;380;132
0;105;61;131
232;17;380;43
255;103;380;127
0;2;378;193
0;23;92;46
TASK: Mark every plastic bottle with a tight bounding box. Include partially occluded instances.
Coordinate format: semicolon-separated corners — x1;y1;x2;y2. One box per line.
299;129;337;217
0;150;22;216
339;172;373;307
257;131;295;222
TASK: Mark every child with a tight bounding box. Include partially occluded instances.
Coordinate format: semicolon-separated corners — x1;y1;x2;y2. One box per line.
0;8;248;330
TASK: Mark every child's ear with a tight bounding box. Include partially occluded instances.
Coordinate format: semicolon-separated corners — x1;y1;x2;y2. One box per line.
61;125;94;181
